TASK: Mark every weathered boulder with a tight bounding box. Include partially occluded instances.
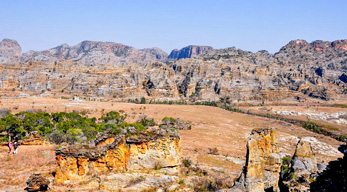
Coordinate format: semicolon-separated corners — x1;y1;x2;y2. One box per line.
291;138;318;175
281;137;318;191
233;128;282;192
25;174;50;192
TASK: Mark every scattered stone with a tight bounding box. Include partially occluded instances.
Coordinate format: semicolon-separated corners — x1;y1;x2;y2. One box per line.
25;174;50;192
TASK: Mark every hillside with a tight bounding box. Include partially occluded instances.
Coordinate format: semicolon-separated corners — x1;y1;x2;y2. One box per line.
0;39;346;103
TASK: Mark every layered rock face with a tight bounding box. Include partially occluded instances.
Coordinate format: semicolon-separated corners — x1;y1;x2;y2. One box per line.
168;45;213;60
54;131;181;183
233;128;282;192
0;39;346;102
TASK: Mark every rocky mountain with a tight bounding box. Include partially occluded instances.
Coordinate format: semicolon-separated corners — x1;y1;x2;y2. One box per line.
21;40;167;66
168;45;213;60
0;38;346;103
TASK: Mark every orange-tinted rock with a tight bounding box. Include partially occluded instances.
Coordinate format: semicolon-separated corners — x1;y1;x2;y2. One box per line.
54;135;180;183
21;132;48;145
233;128;282;192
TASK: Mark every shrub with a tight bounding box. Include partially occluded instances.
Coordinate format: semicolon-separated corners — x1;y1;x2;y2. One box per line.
289;172;298;180
48;130;66;144
140;97;146;104
154;162;162;170
282;156;291;165
139;118;156;127
178;179;185;185
99;111;127;124
182;158;192;167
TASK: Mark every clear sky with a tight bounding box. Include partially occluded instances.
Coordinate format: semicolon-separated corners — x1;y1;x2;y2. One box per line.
1;0;346;53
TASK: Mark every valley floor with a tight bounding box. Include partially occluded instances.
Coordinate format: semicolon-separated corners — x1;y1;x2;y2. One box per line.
0;98;344;191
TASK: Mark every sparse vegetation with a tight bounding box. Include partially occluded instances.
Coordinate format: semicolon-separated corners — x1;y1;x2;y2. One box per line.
182;158;192;168
0;110;156;144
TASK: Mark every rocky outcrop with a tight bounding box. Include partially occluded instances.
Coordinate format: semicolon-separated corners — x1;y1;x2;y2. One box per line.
21;131;48;145
233;128;282;192
54;127;181;183
0;39;21;63
168;45;213;60
281;137;319;191
25;174;50;192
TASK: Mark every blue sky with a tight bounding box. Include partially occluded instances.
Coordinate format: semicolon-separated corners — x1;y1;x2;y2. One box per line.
1;0;346;53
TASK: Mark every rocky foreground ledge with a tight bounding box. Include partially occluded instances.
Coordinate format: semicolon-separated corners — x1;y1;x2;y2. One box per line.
50;124;345;191
54;126;181;183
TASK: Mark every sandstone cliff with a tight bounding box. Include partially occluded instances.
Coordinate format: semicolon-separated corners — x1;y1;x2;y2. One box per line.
233;128;282;192
54;126;181;183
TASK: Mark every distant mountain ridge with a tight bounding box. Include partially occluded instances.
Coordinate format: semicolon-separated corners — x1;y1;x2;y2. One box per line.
0;38;346;103
0;39;217;65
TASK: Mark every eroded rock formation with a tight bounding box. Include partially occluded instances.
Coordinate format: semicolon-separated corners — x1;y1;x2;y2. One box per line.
281;137;319;191
0;39;346;102
233;128;282;192
54;127;181;183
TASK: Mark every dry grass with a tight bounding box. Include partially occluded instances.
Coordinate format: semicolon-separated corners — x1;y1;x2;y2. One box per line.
0;145;56;190
0;98;344;191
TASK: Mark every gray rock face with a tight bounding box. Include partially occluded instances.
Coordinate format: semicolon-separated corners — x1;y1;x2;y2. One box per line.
168;45;213;60
281;137;319;191
0;39;22;63
317;162;327;171
291;137;318;175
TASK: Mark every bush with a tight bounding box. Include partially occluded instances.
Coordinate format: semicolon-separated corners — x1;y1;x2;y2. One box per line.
178;179;185;185
182;158;192;168
154;162;162;170
140;97;146;104
48;130;66;144
282;156;291;165
139;118;156;127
